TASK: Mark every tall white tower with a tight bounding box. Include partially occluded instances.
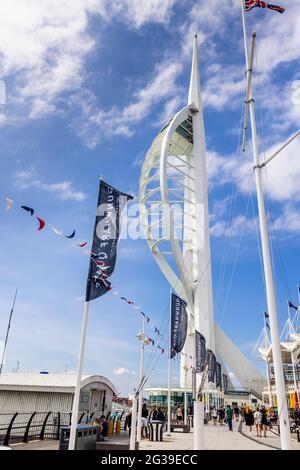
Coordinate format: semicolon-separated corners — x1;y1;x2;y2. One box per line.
139;36;265;395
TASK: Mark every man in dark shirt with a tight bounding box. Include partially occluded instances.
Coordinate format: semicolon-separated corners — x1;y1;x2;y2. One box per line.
226;405;234;431
100;415;108;440
152;406;158;420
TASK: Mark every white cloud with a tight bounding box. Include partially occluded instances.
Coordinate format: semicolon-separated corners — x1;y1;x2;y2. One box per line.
75;61;183;147
103;0;176;28
273;204;300;233
14;169;87;202
113;367;136;376
0;0;177;126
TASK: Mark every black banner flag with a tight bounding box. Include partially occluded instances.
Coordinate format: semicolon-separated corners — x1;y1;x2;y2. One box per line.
216;362;222;389
207;349;216;383
86;180;133;302
223;374;228;392
195;331;206;373
170;293;188;358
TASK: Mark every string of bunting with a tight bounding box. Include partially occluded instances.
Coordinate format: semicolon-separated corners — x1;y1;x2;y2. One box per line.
109;288;166;354
4;197;189;359
4;197;88;249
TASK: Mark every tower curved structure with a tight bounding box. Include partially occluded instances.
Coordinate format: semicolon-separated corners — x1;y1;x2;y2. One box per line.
139;36;265;396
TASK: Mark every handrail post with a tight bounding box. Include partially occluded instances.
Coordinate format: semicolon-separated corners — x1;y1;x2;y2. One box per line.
56;412;61;440
40;412;51;440
23;412;36;443
4;413;18;446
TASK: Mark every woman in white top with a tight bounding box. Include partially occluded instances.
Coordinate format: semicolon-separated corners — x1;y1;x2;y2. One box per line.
254;408;263;437
212;407;218;426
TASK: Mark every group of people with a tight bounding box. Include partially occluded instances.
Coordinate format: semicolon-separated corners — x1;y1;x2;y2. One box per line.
93;415;108;441
244;406;269;437
207;404;274;437
124;404;166;438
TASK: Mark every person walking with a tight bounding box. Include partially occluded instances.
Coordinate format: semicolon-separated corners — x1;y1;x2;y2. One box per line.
234;406;240;422
244;406;255;436
156;407;165;422
260;407;268;437
254;407;262;437
226;405;234;431
141;403;149;438
218;406;225;426
212;407;218;426
176;406;183;423
152;405;158;421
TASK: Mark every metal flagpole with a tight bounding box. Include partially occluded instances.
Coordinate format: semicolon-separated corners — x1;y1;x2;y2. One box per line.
286;305;299;404
184;364;188;425
193;331;204;450
263;313;272;406
130;393;138;451
0;288;18;376
167;289;172;435
240;1;291;449
69;301;90;450
137;316;146;443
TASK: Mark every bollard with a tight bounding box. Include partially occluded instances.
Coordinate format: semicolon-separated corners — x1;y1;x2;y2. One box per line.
115;420;121;434
108;420;114;436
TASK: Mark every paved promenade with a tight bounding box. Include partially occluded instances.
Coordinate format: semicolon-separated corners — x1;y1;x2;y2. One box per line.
10;420;300;451
140;420;300;451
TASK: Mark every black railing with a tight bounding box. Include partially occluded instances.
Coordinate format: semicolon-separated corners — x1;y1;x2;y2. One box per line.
0;411;94;446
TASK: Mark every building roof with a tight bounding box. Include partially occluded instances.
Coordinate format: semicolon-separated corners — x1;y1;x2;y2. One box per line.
0;373;117;395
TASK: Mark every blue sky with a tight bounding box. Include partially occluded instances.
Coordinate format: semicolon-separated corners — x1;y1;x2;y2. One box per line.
0;0;300;395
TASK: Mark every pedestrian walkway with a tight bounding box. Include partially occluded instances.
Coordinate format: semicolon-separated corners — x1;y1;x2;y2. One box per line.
140;420;300;451
10;421;300;451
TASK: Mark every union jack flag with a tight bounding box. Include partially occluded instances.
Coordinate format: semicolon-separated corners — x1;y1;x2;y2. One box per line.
244;1;285;13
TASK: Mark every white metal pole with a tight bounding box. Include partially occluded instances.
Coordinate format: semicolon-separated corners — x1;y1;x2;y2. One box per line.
240;2;291;449
167;290;172;435
265;358;272;407
130;394;138;451
0;288;18;376
263;314;273;407
137;316;145;443
69;301;90;450
291;350;299;404
194;400;204;450
184;366;188;425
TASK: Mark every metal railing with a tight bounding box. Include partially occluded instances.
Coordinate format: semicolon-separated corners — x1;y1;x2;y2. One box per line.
0;410;129;446
0;411;94;446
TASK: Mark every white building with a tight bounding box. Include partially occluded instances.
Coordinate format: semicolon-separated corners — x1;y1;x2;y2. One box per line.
0;372;117;416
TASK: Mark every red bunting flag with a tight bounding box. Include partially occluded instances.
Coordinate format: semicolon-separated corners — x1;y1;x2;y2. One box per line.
37;217;46;231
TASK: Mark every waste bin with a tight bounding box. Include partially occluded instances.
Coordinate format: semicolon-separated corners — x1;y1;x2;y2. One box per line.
188;415;194;428
147;421;164;442
59;425;97;450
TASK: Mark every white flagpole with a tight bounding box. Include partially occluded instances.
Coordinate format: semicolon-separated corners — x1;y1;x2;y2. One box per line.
137;316;145;443
69;301;90;450
240;0;291;449
193;332;204;450
0;288;18;376
167;289;172;435
263;313;272;406
130;393;138;451
184;364;188;425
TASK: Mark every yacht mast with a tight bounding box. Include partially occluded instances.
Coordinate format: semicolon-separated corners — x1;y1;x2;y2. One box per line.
240;1;291;450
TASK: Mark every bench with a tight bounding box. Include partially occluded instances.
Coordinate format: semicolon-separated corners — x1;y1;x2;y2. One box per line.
170;423;190;433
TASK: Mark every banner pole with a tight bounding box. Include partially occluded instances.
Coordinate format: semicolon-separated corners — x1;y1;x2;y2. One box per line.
167;289;172;435
130;393;138;450
69;301;90;450
0;288;18;376
137;315;145;443
184;365;188;425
